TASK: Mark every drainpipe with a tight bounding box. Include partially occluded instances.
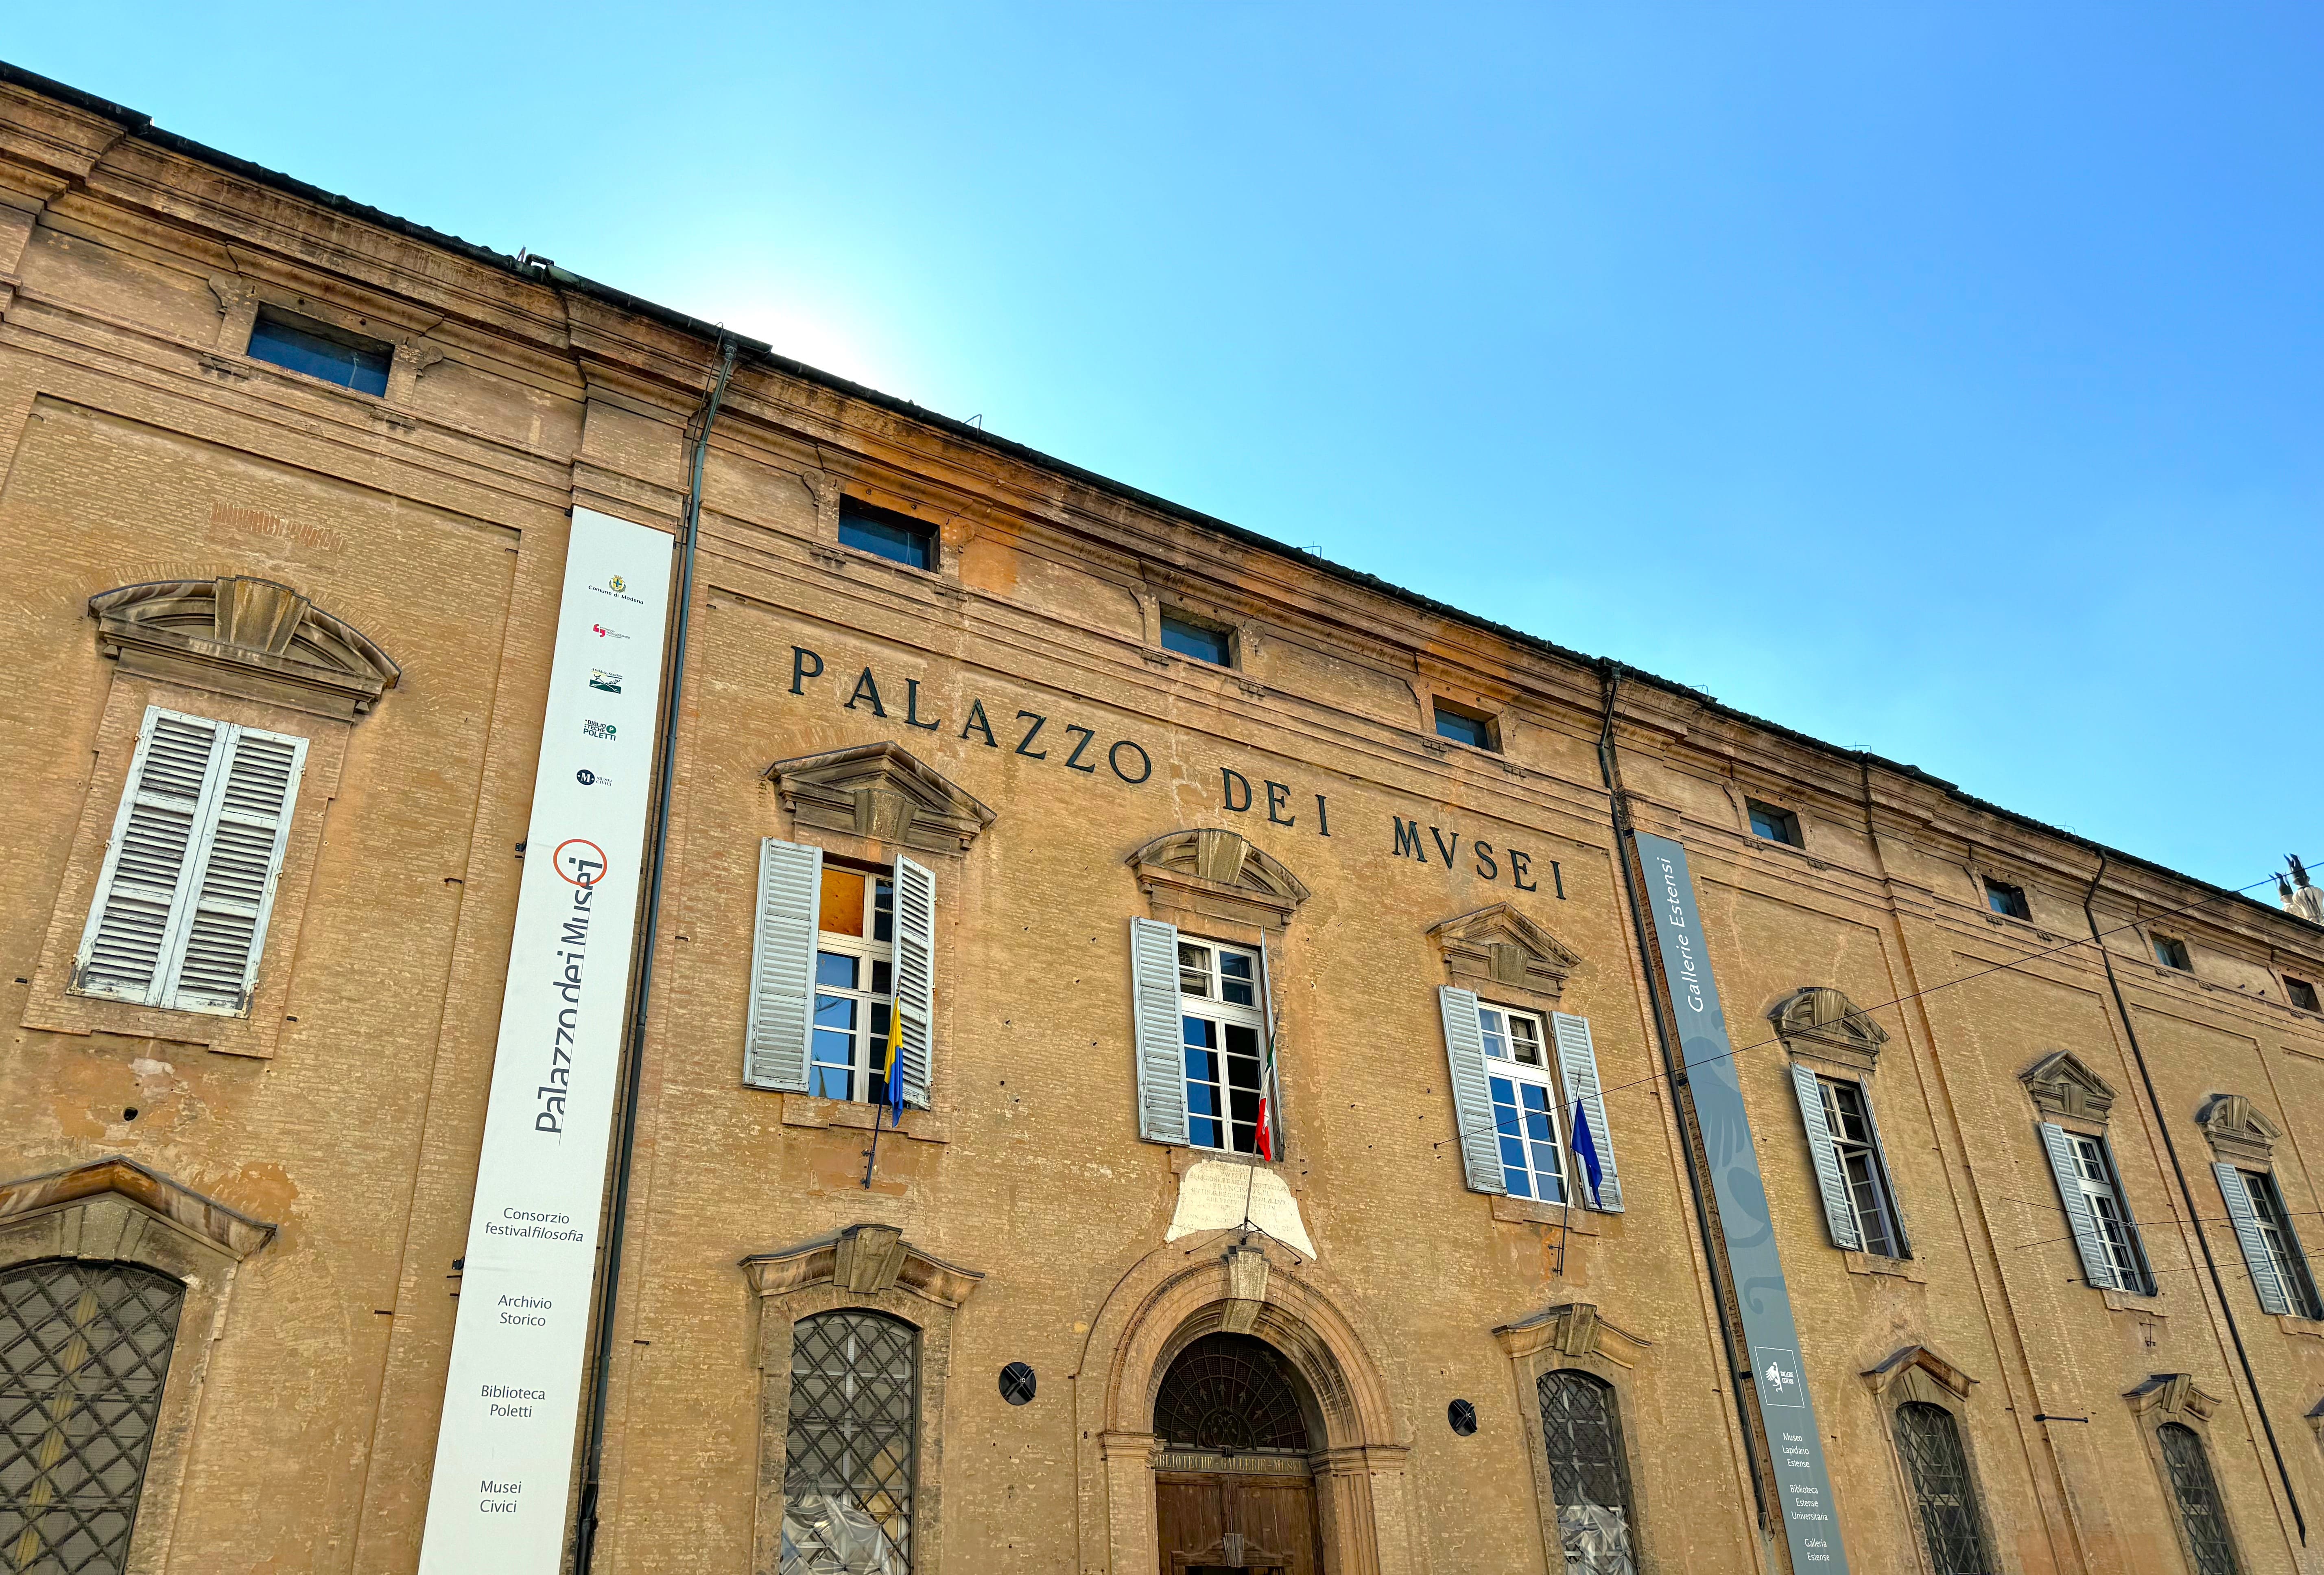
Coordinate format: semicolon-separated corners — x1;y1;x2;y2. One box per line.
1592;659;1773;1544
573;335;738;1573
2082;851;2306;1546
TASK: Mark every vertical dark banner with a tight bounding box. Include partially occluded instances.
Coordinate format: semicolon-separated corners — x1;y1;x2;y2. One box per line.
1632;830;1849;1573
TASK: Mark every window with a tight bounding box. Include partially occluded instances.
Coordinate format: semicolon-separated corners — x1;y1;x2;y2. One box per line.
1802;1074;1905;1258
2286;977;2320;1013
784;1310;918;1571
245;306;392;396
2158;1422;2242;1575
837;497;935;571
1480;1003;1566;1203
1747;799;1802;847
1538;1370;1638;1573
1893;1402;1994;1575
1158;611;1232;666
1432;700;1497;751
810;865;897;1104
2239;1169;2324;1319
1984;879;2031;921
1176;938;1266;1154
73;707;307;1015
2154;935;2193;971
0;1259;186;1575
2066;1131;2153;1294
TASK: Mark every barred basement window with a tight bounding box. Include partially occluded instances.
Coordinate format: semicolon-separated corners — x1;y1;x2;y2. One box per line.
1894;1402;1994;1575
784;1310;918;1572
1538;1369;1638;1574
2159;1422;2242;1575
0;1259;187;1575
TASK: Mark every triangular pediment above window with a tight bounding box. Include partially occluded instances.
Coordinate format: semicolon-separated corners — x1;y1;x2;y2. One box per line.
765;742;996;855
2196;1093;2281;1165
0;1155;276;1263
1428;903;1582;1000
1768;987;1889;1070
2021;1050;2117;1123
90;577;400;719
1861;1343;1975;1403
1127;829;1310;934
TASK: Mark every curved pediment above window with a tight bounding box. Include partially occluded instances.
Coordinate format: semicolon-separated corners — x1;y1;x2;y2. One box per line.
2195;1093;2280;1165
739;1222;984;1309
1128;828;1310;936
1768;986;1890;1072
765;741;996;856
2021;1050;2117;1124
1428;903;1582;1000
90;577;400;719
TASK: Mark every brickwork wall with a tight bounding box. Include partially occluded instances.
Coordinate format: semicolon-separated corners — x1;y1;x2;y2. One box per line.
2;69;2322;1575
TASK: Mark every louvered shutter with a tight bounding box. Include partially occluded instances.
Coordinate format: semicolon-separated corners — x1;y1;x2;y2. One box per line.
1130;917;1188;1146
745;839;821;1091
891;855;936;1110
74;710;224;1004
1791;1065;1861;1250
1859;1085;1912;1258
2039;1122;2118;1291
1551;1012;1623;1212
162;725;306;1013
1437;986;1505;1195
2215;1164;2292;1315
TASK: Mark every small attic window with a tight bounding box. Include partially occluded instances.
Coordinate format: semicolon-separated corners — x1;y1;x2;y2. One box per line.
1433;699;1498;752
837;497;936;571
247;307;393;396
1159;611;1232;666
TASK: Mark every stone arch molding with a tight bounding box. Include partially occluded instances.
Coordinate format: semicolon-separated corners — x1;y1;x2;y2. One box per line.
1129;828;1310;936
1073;1229;1417;1575
90;577;401;719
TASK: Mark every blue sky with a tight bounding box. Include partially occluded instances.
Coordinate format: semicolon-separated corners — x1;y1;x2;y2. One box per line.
15;5;2319;892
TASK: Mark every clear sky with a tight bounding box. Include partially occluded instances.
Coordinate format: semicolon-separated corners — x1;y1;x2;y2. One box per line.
14;5;2318;893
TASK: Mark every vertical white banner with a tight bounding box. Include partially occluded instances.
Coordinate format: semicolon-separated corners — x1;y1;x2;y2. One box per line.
417;507;673;1573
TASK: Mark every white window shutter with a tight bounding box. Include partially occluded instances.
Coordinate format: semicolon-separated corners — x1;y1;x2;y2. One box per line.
74;709;224;1004
1551;1012;1623;1212
2039;1122;2118;1291
1790;1065;1861;1251
2216;1163;2292;1315
1129;917;1188;1146
891;855;936;1109
745;839;821;1092
161;725;306;1013
1437;986;1505;1196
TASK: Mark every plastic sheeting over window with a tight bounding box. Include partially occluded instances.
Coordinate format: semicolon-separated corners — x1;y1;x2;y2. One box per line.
780;1492;906;1575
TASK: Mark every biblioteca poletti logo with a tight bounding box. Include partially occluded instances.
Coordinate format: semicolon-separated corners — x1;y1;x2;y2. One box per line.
582;719;616;741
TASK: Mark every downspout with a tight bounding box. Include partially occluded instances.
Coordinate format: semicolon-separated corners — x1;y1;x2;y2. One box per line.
574;335;738;1573
2082;851;2306;1546
1593;659;1772;1542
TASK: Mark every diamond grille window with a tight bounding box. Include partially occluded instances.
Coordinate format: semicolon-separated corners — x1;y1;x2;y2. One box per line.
1;1260;185;1575
1152;1333;1309;1454
1893;1402;1993;1575
2160;1422;2243;1575
1538;1370;1638;1575
784;1311;918;1572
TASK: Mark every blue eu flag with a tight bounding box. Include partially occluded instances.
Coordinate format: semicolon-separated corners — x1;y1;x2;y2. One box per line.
1571;1099;1604;1201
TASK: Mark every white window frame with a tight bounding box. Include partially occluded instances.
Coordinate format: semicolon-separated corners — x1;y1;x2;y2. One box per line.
2240;1169;2324;1320
2068;1132;2153;1294
1175;937;1267;1155
1814;1075;1906;1258
808;867;896;1105
1480;1002;1568;1204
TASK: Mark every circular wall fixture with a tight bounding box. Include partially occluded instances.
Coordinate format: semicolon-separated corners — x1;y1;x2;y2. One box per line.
1000;1361;1037;1406
1447;1398;1478;1436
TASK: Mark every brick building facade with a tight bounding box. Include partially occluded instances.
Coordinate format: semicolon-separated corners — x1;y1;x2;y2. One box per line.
2;61;2323;1575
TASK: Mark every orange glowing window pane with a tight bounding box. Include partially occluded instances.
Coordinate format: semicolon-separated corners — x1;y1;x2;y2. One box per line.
819;868;865;937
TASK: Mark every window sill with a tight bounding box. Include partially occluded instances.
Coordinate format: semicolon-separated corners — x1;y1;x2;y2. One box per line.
817;539;957;589
2278;1314;2324;1340
780;1092;948;1144
1489;1194;1601;1234
1167;1146;1288;1178
2101;1286;2167;1317
1982;910;2068;945
1842;1250;1926;1284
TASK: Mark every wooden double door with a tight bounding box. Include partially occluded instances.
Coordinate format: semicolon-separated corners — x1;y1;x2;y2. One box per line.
1155;1469;1321;1575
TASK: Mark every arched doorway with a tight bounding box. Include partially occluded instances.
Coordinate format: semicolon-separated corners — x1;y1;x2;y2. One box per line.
1151;1332;1323;1574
